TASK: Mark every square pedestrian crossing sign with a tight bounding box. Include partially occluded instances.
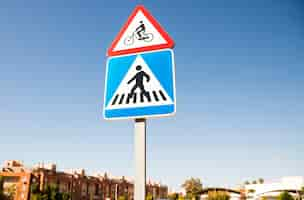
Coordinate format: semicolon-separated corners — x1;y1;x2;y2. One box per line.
103;49;176;120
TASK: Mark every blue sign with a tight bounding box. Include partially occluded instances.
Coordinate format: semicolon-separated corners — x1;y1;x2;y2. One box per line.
103;49;176;120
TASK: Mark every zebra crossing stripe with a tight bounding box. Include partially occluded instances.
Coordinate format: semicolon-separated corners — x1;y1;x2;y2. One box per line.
112;90;170;106
112;94;119;105
152;91;159;102
119;94;125;104
126;94;131;104
159;90;167;101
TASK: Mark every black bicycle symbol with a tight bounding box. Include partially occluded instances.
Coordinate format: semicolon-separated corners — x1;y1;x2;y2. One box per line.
124;31;154;46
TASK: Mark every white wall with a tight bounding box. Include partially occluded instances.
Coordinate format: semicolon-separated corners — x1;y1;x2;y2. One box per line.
245;177;304;199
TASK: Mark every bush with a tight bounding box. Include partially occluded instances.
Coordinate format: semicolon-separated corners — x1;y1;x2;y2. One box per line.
278;192;293;200
208;191;230;200
119;195;127;200
168;193;179;200
146;193;153;200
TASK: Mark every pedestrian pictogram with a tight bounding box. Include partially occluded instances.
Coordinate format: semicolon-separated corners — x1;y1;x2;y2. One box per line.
104;49;175;119
107;5;174;56
127;65;150;98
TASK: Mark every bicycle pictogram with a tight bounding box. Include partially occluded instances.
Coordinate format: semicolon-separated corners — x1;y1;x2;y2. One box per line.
124;21;154;46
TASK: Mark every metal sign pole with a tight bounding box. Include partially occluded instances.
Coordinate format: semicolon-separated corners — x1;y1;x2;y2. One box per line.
134;118;146;200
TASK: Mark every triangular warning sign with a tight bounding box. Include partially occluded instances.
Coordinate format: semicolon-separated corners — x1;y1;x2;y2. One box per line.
106;55;173;110
107;5;174;56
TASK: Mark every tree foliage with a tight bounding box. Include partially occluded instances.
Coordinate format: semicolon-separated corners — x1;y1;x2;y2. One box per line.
244;178;264;185
278;191;293;200
5;185;16;200
168;193;179;200
30;183;71;200
300;187;304;200
181;177;203;199
0;176;6;200
207;191;230;200
119;195;127;200
261;197;267;200
0;176;16;200
146;193;153;200
178;195;185;200
248;189;255;193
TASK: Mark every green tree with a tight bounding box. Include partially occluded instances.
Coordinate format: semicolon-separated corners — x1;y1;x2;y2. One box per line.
168;193;179;200
244;181;250;185
181;177;203;200
261;197;267;200
258;178;264;184
300;187;304;200
278;191;293;200
0;176;16;200
0;176;4;193
248;189;255;193
207;191;230;200
30;182;70;200
31;183;40;194
178;195;185;200
252;180;257;184
5;185;16;200
62;193;71;200
119;195;127;200
31;193;48;200
146;193;153;200
30;182;47;200
246;189;255;199
0;176;6;200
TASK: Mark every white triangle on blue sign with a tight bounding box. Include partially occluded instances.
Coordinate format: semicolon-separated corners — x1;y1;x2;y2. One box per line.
106;55;173;110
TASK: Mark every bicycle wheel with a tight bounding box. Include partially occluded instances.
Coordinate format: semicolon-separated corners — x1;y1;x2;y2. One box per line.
124;35;134;46
143;33;153;42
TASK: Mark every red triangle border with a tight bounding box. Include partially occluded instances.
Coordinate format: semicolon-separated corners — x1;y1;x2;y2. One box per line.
107;5;175;57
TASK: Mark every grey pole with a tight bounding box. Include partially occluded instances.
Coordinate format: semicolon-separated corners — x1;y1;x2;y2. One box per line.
134;118;146;200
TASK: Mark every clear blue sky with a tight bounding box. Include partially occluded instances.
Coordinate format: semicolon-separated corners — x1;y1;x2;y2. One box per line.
0;0;304;190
